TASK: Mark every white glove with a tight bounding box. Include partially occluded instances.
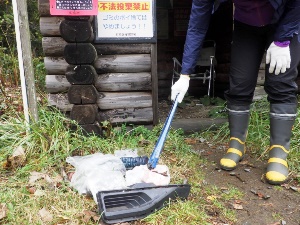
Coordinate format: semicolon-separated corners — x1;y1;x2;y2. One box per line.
171;75;190;103
266;42;291;75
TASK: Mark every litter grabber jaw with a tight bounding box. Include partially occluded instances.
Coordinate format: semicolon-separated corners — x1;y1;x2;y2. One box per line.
97;184;191;224
147;96;179;170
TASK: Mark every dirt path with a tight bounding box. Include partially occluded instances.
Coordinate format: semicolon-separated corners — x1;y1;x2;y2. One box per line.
192;142;300;225
158;98;300;225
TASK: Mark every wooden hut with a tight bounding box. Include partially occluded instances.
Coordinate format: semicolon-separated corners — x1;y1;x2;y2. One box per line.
41;1;298;135
39;0;158;135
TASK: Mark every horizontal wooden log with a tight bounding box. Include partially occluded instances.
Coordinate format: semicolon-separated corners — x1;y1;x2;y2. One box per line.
40;17;64;36
60;20;93;42
68;85;98;104
42;37;66;57
95;73;151;91
44;57;68;75
42;37;151;56
70;104;98;125
98;107;153;125
48;94;153;125
97;92;152;110
47;93;73;112
45;75;71;93
44;56;152;75
44;73;151;93
66;65;97;84
94;43;151;55
94;54;151;73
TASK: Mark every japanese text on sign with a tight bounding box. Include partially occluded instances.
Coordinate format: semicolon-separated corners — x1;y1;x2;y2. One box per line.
95;0;155;42
99;2;150;11
50;0;98;15
56;0;93;10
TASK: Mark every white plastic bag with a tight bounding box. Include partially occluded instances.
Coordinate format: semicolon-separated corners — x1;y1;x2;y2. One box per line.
66;153;127;202
66;151;171;203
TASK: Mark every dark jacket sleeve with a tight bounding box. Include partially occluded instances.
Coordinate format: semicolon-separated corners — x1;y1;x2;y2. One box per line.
181;0;215;75
273;0;300;42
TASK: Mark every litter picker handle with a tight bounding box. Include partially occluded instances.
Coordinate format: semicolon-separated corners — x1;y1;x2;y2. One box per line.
147;96;179;169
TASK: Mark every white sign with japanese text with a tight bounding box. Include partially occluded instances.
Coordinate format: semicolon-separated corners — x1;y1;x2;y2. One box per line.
95;0;156;42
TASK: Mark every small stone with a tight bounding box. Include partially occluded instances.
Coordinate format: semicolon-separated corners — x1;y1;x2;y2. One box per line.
281;220;287;225
244;168;251;172
290;186;299;192
199;138;206;143
263;195;271;199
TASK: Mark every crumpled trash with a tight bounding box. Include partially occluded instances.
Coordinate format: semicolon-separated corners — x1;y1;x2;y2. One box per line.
66;153;127;203
126;165;170;187
66;150;171;203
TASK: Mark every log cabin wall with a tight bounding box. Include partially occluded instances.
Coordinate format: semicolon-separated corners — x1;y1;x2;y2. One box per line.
39;0;157;135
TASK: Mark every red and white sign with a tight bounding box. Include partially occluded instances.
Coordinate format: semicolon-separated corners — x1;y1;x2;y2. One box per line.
50;0;98;16
95;0;156;42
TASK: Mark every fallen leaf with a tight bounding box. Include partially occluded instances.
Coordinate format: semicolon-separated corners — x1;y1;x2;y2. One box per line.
3;146;26;170
0;203;7;220
56;215;70;223
39;207;53;222
138;140;151;146
234;200;242;204
290;186;300;192
257;192;264;198
26;186;36;194
207;195;218;201
82;210;100;223
28;171;57;190
34;189;46;196
239;160;249;165
184;138;198;144
12;146;25;157
232;203;243;210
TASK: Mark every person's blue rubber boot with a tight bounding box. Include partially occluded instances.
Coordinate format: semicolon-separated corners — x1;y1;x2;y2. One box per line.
266;103;296;185
220;105;250;171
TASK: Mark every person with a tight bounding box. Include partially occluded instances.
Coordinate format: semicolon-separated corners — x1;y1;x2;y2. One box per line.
171;0;300;185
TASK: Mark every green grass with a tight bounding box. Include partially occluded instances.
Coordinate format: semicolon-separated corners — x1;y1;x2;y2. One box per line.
0;102;242;225
1;97;300;224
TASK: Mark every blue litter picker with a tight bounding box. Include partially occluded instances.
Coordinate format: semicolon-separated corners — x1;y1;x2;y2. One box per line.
147;95;179;169
97;96;191;224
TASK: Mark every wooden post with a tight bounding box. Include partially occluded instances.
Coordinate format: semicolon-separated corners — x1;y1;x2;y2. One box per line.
151;44;158;125
13;0;39;123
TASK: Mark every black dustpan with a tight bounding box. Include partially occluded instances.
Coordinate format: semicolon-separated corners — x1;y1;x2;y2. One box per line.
96;184;191;224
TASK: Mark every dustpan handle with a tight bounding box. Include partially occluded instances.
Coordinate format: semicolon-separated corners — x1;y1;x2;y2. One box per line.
147;95;179;169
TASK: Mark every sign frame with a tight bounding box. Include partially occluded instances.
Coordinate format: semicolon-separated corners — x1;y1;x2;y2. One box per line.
50;0;98;16
94;0;157;43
